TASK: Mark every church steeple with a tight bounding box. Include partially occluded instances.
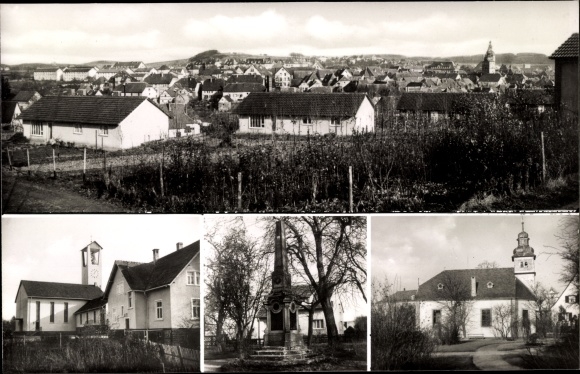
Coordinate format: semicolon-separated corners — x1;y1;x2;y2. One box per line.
482;41;496;74
512;217;535;289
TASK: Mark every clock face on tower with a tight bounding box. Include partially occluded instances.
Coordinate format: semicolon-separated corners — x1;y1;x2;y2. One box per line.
91;269;99;278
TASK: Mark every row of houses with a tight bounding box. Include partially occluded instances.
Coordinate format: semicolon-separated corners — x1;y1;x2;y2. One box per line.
15;241;200;341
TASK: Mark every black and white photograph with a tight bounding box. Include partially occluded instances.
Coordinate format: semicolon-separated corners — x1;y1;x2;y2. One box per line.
203;215;368;372
370;214;578;370
2;215;202;372
1;2;578;213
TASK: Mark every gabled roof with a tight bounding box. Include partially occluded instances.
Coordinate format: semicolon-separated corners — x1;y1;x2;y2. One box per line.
104;241;200;297
397;92;488;112
416;268;535;301
113;82;148;94
144;73;173;85
479;74;504;83
65;67;95;73
35;67;62;73
233;92;371;117
391;289;417;302
16;280;103;302
549;33;579;59
202;79;225;91
18;96;168;125
227;75;263;84
12;91;39;102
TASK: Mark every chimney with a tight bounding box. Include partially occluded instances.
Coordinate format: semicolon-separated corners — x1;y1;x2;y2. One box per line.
153;248;159;264
176;242;183;251
471;276;477;297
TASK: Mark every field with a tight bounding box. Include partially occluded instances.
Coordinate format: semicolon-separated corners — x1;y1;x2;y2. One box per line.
2;97;578;213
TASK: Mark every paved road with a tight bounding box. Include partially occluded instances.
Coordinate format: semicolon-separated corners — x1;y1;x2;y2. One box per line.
472;341;527;370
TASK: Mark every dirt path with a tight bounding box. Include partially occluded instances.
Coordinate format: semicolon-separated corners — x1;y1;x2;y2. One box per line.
472;341;527;370
2;172;130;213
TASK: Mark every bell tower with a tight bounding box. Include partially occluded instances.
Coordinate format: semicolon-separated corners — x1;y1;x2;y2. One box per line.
482;41;496;74
511;218;535;289
81;241;103;289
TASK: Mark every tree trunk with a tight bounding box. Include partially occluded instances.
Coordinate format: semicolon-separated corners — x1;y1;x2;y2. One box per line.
320;297;339;346
307;307;314;347
215;306;226;352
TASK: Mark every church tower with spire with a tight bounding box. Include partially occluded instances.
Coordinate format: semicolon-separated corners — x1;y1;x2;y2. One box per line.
511;218;536;290
481;41;496;74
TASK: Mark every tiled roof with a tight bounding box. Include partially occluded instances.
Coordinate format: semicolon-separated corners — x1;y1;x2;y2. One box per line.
202;79;225;91
113;82;148;94
549;33;579;59
391;289;417;302
74;297;107;314
233;92;370;117
479;74;503;83
227;75;263;84
65;67;94;73
2;101;19;123
223;83;266;93
113;61;145;68
108;241;200;294
18;96;167;125
35;67;61;72
416;268;535;301
144;73;173;85
17;280;103;302
167;104;196;129
397;92;491;112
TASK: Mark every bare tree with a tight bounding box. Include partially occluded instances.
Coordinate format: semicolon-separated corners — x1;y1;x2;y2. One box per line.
546;215;579;295
525;282;553;338
205;217;271;355
476;261;500;269
491;303;515;339
436;271;474;343
261;216;367;347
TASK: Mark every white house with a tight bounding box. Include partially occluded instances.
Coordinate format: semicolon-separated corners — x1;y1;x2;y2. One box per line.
393;226;539;339
34;67;63;81
19;96;170;150
103;241;200;331
62;67;98;82
233;92;375;136
551;278;579;326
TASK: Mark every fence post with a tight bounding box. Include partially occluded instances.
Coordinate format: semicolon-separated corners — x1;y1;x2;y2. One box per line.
349;165;353;213
27;148;30;176
95;130;98;153
83;148;87;183
541;131;546;183
237;172;242;210
6;148;13;170
53;148;57;178
177;345;185;371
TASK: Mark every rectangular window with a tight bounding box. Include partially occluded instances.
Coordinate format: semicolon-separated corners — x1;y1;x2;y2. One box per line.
302;117;312;124
128;292;132;308
313;319;324;329
93;310;97;323
156;300;163;320
187;271;199;285
433;310;442;326
31;122;43;136
99;125;109;136
522;310;529;322
80;313;82;324
482;309;492;327
191;298;200;319
250;115;265;128
330;117;341;126
74;124;83;134
64;302;68;323
50;302;55;323
121;306;124;317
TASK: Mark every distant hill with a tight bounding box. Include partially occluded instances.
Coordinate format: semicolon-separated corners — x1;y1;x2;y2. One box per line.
433;53;552;65
85;60;117;68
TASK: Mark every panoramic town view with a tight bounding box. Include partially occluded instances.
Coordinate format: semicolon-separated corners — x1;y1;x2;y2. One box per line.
1;2;578;373
1;2;577;213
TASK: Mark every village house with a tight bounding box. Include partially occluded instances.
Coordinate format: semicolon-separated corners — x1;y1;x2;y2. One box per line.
396;92;491;122
550;278;579;328
201;79;225;101
166;104;199;137
549;33;578;116
425;61;458;73
233;92;375;135
2;101;22;130
112;61;147;70
392;225;539;339
14;241;105;333
62;66;98;82
34;67;63;81
11;90;42;110
274;67;293;88
144;73;176;97
112;82;158;100
479;73;506;89
18;96;170;150
95;68;122;81
218;95;235;112
103;241;200;336
223;83;266;101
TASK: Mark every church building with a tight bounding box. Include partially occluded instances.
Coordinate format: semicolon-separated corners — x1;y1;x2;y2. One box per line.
393;223;538;338
481;41;496;75
14;241;105;333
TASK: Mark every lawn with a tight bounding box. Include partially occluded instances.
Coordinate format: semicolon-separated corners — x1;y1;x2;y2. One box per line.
426;355;480;370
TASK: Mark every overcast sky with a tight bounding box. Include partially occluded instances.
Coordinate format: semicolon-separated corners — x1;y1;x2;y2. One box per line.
2;215;202;321
1;2;578;65
371;214;575;296
203;215;368;321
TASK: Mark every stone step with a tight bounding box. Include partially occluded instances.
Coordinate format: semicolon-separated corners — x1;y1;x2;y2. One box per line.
254;349;306;356
249;354;305;361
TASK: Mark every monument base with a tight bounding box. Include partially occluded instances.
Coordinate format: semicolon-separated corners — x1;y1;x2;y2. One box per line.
252;331;308;362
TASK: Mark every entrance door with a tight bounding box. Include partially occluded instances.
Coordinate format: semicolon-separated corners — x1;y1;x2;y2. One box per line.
47;122;53;139
35;301;40;331
125;318;130;330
